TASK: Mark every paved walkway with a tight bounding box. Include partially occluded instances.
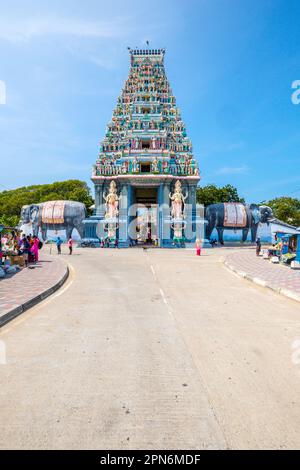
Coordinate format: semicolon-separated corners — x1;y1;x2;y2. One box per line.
225;249;300;302
0;253;68;326
1;248;300;449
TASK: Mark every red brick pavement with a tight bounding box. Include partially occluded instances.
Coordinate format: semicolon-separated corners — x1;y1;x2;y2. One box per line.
0;254;68;326
225;250;300;302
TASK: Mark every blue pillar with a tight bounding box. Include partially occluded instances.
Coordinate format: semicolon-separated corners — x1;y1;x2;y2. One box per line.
95;183;105;218
127;184;134;244
185;183;197;244
82;181;105;245
160;182;172;247
158;184;164;245
118;183;130;247
296;235;300;262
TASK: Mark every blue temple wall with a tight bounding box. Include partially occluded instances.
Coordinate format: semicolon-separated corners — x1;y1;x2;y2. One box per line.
209;222;300;243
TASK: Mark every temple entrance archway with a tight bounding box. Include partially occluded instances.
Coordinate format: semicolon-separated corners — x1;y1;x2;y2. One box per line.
132;187;158;246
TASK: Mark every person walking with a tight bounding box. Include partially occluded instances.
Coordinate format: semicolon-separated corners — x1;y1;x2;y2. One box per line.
196;238;202;256
67;237;73;255
26;235;33;262
30;235;40;262
21;234;30;267
256;237;261;256
56;236;62;254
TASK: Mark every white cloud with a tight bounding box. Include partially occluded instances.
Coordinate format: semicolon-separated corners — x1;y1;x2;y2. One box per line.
66;44;117;70
0;80;6;104
217;165;249;175
201;141;245;158
0;16;128;43
88;55;115;70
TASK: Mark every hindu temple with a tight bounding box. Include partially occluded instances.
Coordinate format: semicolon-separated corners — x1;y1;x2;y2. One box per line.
83;47;201;247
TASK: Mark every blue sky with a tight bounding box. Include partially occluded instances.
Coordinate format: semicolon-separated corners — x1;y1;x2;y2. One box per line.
0;0;300;202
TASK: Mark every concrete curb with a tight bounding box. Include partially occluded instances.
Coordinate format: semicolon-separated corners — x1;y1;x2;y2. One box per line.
224;260;300;304
0;265;69;328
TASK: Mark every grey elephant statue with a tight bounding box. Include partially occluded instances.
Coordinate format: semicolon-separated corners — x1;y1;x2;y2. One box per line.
205;203;273;244
20;200;86;241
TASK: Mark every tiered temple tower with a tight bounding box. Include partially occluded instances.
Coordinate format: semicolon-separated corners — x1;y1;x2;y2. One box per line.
83;47;200;247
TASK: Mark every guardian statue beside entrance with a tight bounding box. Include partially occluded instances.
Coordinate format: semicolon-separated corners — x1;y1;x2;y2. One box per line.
103;180;119;219
169;180;188;244
169;180;188;220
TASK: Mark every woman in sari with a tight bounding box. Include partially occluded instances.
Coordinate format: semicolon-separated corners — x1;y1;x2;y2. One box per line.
31;236;40;262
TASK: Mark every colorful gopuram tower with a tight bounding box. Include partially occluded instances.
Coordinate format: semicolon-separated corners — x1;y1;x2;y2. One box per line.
83;47;200;247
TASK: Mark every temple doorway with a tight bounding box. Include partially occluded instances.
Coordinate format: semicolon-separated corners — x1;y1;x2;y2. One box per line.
133;188;158;246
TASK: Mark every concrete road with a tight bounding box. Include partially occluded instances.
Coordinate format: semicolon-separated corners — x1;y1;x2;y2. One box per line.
1;247;300;449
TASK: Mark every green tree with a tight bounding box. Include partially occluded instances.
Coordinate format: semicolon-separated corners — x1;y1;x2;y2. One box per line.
0;180;94;227
196;184;245;206
0;215;20;227
264;197;300;227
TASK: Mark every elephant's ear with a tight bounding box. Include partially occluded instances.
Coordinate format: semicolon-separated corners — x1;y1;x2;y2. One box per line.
30;206;39;221
252;207;261;225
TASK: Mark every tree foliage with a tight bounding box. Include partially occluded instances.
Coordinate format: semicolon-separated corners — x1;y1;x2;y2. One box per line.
0;180;94;227
196;184;245;206
264;197;300;227
0;215;20;228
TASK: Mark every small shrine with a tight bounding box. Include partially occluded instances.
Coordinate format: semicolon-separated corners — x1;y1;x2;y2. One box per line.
83;47;200;247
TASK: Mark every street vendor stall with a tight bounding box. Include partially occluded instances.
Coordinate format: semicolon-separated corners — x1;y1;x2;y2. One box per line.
280;233;300;268
280;234;296;265
262;232;300;267
0;225;24;277
263;242;281;262
262;231;299;264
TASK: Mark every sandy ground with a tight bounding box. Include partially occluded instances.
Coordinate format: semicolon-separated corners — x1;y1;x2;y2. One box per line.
1;246;300;449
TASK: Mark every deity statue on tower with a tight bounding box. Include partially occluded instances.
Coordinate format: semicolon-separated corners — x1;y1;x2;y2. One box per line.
152;156;159;173
132;155;139;173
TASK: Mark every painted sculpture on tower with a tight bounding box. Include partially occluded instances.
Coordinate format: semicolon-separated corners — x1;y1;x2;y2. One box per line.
151;156;159;173
92;47;199;182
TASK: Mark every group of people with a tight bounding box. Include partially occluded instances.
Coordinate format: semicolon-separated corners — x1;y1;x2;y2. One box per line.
19;234;41;265
0;231;42;267
1;231;74;265
99;237;118;248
